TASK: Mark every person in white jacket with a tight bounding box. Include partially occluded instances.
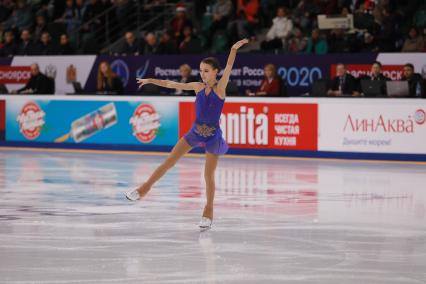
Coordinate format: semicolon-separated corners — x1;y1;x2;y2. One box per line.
261;7;293;51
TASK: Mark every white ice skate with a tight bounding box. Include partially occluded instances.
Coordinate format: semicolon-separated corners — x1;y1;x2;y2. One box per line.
125;189;141;201
199;217;212;231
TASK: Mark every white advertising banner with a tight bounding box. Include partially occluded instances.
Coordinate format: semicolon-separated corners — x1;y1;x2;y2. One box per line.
319;100;426;154
6;56;96;95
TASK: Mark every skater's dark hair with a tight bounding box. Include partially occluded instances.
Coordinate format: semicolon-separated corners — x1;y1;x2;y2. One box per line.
201;57;221;72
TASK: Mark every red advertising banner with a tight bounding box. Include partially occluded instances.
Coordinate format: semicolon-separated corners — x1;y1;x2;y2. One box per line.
0;66;31;84
179;102;318;151
330;64;404;81
0;100;5;134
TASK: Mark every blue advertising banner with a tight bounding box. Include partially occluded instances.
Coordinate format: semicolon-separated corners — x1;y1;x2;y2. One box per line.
5;98;178;146
85;54;378;96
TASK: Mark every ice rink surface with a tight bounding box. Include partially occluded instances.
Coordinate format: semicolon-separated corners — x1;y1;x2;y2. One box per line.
0;148;425;283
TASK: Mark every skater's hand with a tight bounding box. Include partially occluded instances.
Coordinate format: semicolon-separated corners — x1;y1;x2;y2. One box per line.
231;39;249;50
136;78;149;89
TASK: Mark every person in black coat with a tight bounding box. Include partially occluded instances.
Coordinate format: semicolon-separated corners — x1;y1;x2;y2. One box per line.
58;34;75;55
327;63;360;96
361;61;390;96
17;29;36;55
34;31;57;55
0;30;17;57
402;63;425;98
116;31;144;55
12;63;54;94
96;61;123;95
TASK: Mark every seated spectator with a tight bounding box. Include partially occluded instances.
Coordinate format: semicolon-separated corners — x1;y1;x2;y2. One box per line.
328;29;354;53
237;0;259;25
33;15;47;43
261;7;293;51
327;63;359;96
401;27;424;52
117;31;144;55
157;32;178;54
58;34;75;55
402;63;424;97
3;0;33;32
75;0;85;19
0;30;17;57
360;32;380;52
143;32;159;55
97;61;123;95
378;6;397;52
369;61;390;82
169;4;193;44
174;64;197;96
293;0;320;31
227;10;256;45
205;0;233;48
179;26;202;54
0;1;12;23
56;0;81;34
115;0;136;33
359;61;390;96
81;0;103;36
17;29;36;55
305;28;328;54
287;27;307;54
34;31;56;55
11;63;54;94
246;64;281;96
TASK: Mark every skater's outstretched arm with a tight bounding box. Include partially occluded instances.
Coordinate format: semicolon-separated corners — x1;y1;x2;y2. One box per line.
136;78;203;91
217;39;249;97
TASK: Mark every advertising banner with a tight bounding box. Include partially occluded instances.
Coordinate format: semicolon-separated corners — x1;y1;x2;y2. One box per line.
5;98;178;146
330;64;404;80
0;100;4;141
377;53;426;79
0;66;31;84
180;101;318;151
318;101;426;154
86;54;378;96
4;53;425;96
7;56;97;94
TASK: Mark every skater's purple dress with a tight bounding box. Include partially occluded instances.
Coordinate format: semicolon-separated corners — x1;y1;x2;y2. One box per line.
183;86;229;155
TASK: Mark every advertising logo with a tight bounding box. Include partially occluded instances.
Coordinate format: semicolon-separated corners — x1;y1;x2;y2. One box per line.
16;102;45;140
330;64;403;81
136;60;150;79
0;66;31;84
111;59;129;87
414;109;425;125
44;64;57;79
179;102;317;150
220;105;268;145
343;109;426;134
129;103;161;143
66;64;77;83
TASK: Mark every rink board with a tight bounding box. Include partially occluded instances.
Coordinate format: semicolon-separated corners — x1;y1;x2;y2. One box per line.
1;96;425;161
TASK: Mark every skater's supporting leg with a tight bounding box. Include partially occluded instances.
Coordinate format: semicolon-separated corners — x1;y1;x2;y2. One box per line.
202;153;219;220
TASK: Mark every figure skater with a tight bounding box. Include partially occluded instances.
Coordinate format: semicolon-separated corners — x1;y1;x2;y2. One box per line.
126;39;249;230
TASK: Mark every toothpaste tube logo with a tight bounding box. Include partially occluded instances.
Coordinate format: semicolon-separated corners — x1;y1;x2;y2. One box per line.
16;102;45;140
55;103;118;143
129;103;161;143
